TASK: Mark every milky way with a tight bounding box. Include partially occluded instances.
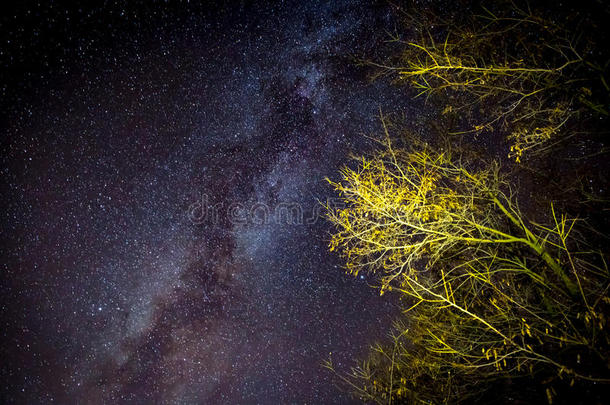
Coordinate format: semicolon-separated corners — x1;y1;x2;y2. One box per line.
1;1;420;403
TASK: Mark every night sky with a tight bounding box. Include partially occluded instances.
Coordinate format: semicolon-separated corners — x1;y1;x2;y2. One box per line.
0;1;422;403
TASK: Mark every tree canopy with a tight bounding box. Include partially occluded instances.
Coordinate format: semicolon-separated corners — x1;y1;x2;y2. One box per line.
372;0;609;161
325;129;609;404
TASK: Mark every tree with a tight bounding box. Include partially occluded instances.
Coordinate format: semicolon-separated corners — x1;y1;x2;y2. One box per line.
371;0;609;162
324;126;610;404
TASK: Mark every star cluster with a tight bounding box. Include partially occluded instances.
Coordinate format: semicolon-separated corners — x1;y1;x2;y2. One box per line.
1;1;420;403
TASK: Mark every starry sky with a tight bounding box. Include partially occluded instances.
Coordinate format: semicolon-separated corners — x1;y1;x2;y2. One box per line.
0;1;425;403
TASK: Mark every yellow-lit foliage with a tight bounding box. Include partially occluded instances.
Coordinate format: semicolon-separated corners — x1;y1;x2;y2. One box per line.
325;134;610;404
375;1;608;161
